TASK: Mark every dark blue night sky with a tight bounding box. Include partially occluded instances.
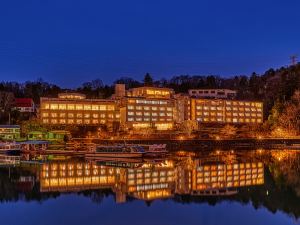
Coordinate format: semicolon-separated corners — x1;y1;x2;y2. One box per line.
0;0;300;87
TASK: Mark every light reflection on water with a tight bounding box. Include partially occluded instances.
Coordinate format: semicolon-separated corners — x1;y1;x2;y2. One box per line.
0;149;299;225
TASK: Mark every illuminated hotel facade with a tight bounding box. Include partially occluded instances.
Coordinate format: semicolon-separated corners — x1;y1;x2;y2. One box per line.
190;98;263;124
40;93;120;126
39;86;263;130
119;86;175;130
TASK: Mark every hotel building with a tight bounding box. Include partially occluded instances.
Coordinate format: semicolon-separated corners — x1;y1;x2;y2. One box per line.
39;86;264;129
120;87;176;130
190;98;263;124
40;93;120;126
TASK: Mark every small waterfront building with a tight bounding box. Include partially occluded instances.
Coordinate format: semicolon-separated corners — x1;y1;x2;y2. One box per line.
40;93;120;127
27;131;47;140
14;98;35;113
46;130;71;141
0;125;21;140
27;130;71;141
189;89;237;99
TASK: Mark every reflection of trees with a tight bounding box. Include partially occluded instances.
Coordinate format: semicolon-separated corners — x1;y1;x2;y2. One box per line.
269;151;300;196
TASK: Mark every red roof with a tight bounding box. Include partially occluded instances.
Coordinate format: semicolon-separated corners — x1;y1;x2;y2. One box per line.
15;98;34;107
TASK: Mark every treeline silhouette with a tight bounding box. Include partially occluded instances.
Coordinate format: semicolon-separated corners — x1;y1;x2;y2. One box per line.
1;64;300;120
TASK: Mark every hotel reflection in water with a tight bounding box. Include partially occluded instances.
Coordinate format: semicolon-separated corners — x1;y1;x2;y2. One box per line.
40;158;264;203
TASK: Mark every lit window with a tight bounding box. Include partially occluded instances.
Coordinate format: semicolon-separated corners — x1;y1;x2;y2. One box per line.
84;105;91;110
84;114;90;118
59;104;66;110
107;105;115;110
99;105;107;111
68;113;74;118
43;104;49;109
68;104;75;110
51;119;57;124
92;114;98;118
59;119;66;124
42;112;48;117
128;111;134;116
75;104;82;110
77;113;82;118
50;104;58;110
92;105;99;110
59;113;66;117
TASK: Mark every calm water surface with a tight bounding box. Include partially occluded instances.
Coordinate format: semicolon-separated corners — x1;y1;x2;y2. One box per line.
0;149;299;225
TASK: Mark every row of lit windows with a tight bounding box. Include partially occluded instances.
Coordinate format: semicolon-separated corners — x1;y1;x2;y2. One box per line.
196;169;264;177
197;117;262;123
42;170;102;178
127;170;172;178
128;112;172;117
42;119;109;124
128;177;172;185
127;105;173;111
195;101;262;107
0;128;20;133
196;106;262;112
41;176;116;187
128;99;170;105
42;112;119;119
225;101;262;107
195;178;264;190
196;112;262;117
42;103;115;111
128;117;173;122
145;90;170;95
196;171;263;179
197;163;263;171
196;175;263;183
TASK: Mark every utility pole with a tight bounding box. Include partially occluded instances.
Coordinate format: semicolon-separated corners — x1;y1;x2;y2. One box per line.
290;55;298;66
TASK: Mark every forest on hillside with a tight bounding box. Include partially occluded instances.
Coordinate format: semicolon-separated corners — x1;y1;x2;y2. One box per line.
1;64;300;134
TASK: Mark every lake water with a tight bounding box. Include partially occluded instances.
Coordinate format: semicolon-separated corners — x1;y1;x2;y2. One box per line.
0;149;299;225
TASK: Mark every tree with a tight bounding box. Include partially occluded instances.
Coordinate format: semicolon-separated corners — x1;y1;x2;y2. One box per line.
277;90;300;134
143;73;153;86
220;125;237;139
180;120;198;137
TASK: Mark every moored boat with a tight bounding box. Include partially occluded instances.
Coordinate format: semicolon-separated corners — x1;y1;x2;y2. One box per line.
0;142;21;155
143;144;168;157
85;144;146;158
